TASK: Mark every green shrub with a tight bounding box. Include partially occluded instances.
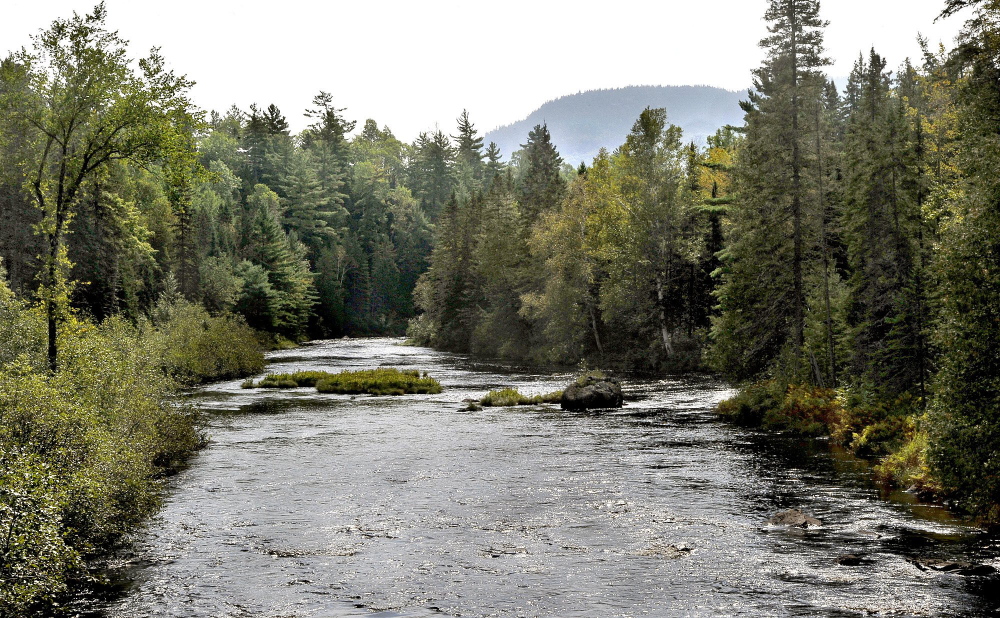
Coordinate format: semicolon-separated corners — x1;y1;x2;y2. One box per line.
0;309;202;614
254;368;443;395
830;391;918;457
154;301;265;385
480;387;563;407
716;381;781;426
875;425;941;496
717;382;838;435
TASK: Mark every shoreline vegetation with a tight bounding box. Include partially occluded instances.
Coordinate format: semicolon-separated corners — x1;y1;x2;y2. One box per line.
716;383;940;502
0;277;264;615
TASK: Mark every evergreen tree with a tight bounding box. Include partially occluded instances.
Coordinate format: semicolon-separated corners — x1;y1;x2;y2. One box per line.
709;0;830;382
236;184;315;335
484;141;505;186
302;91;353;212
927;0;1000;521
453;109;485;185
408;130;455;221
840;49;924;396
518;123;566;223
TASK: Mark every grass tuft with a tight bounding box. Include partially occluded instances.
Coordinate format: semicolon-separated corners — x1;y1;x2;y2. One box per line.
480;387;563;407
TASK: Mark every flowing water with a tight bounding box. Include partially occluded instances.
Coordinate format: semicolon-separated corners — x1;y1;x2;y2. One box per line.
87;338;999;617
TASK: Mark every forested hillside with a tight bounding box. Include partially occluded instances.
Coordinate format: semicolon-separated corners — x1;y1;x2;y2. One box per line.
483;86;746;165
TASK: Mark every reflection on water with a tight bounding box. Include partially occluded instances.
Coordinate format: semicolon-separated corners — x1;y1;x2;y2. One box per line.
85;338;999;617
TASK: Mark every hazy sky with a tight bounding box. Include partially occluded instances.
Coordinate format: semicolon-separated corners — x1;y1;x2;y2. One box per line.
2;1;968;141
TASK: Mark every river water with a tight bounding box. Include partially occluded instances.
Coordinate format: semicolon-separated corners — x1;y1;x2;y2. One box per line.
89;338;999;617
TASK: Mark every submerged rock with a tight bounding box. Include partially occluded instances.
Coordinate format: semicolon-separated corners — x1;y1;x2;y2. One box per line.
836;553;873;566
638;543;693;558
768;509;822;528
560;375;624;410
907;557;997;576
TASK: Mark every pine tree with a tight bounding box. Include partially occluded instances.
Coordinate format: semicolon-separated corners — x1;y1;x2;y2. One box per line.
840;49;924;396
279;148;339;251
453;109;485;185
303;91;353;213
709;0;830;382
484;141;505;187
518;123;566;223
408;130;455;221
927;1;1000;521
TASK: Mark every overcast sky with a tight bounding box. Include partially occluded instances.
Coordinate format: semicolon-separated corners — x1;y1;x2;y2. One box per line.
2;1;968;141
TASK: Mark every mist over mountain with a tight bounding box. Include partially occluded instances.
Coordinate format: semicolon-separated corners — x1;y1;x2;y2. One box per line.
484;85;747;166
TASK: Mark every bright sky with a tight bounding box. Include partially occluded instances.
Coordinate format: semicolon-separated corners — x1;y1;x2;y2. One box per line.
2;1;968;141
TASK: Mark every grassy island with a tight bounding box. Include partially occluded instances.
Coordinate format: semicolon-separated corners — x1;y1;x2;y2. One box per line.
250;368;442;396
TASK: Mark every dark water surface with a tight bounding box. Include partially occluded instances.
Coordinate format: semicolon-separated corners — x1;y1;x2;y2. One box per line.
90;338;999;617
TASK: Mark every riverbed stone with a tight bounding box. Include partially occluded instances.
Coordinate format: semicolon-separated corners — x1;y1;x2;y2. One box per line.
836;553;873;566
907;557;998;576
560;376;623;410
768;509;822;528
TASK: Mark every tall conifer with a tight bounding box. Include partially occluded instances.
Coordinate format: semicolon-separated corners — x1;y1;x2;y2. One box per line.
709;0;830;382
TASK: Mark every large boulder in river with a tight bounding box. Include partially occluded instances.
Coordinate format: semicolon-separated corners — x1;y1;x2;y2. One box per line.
560;375;623;410
768;509;822;528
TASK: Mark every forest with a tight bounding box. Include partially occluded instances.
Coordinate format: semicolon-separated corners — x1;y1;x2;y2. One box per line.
3;0;1000;613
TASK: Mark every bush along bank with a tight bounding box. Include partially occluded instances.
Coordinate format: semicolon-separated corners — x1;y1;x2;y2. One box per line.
717;382;941;503
0;283;264;616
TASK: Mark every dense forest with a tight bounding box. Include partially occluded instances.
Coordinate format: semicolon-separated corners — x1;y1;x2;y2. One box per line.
4;0;1000;613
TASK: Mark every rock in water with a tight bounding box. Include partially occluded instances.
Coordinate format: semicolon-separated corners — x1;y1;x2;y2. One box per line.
836;553;872;566
908;558;998;576
560;376;624;410
768;509;822;528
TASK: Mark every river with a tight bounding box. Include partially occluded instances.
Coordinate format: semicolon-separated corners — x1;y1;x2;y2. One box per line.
86;338;999;617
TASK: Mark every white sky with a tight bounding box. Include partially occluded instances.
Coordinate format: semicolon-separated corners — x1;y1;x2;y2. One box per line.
2;1;968;141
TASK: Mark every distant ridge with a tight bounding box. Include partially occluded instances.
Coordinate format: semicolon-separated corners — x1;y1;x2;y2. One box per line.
484;85;747;166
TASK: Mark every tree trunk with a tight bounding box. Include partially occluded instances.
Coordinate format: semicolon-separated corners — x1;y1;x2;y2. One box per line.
589;305;604;356
655;274;675;357
46;235;59;372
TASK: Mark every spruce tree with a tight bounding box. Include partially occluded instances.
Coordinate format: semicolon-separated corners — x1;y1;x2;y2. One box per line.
927;1;1000;521
453;109;485;185
709;0;830;382
840;49;924;396
518;123;566;223
408;130;455;222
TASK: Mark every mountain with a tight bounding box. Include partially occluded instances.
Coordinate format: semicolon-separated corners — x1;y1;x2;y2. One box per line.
483;85;747;166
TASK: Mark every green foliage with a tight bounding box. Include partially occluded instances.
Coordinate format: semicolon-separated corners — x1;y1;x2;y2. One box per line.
252;368;443;396
716;381;782;427
256;370;335;388
152;298;265;385
314;368;442;396
924;3;1000;523
479;388;563;407
709;0;830;384
830;390;920;458
717;382;837;436
874;427;939;496
0;3;197;369
0;296;201;614
0;454;80;615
